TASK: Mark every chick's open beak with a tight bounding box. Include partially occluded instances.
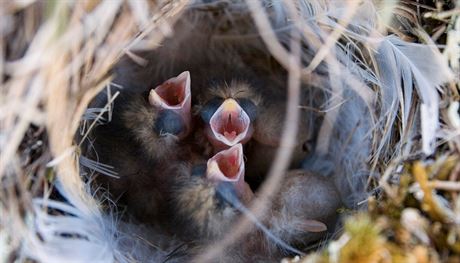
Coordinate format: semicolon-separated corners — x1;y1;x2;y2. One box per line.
208;99;252;148
149;71;191;135
206;143;245;193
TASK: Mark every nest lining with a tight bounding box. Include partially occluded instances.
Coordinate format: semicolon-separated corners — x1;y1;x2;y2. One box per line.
1;0;458;263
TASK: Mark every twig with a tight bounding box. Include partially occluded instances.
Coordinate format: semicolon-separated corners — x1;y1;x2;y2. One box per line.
424;8;460;20
428;180;460;191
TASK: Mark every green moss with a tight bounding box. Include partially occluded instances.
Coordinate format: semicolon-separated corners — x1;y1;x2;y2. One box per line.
339;214;385;263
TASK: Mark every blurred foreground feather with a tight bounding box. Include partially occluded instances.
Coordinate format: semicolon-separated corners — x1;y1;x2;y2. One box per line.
0;0;458;262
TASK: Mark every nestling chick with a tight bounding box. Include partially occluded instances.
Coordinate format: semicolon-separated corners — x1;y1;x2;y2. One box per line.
172;147;340;260
121;71;193;160
172;143;253;240
86;71;194;225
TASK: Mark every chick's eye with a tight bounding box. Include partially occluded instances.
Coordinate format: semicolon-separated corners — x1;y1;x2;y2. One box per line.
191;164;207;177
200;97;224;123
237;98;257;122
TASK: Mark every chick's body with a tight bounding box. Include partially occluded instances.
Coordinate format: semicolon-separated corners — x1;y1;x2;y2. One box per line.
267;170;341;249
86;72;196;228
170;164;340;261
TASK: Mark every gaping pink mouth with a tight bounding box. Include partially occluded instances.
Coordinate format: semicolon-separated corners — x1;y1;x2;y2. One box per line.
149;71;191;110
209;99;251;146
153;81;186;106
206;143;244;184
148;71;191;136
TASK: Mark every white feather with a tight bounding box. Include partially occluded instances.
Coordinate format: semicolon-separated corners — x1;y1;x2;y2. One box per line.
374;36;453;155
21;198;116;263
21;189;183;263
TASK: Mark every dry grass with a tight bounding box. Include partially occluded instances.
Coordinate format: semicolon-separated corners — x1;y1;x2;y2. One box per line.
1;0;188;260
1;0;459;262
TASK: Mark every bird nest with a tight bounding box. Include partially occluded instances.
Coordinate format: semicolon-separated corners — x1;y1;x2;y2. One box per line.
1;0;459;262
